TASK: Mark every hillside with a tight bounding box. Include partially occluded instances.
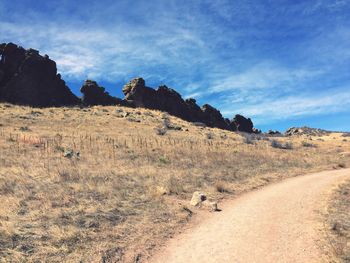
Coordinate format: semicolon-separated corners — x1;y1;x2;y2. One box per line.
0;42;257;134
0;103;349;262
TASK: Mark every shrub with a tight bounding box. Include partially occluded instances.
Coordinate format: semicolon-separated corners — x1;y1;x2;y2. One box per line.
206;132;214;140
301;141;315;147
159;155;170;164
242;133;254;144
271;140;293;150
19;126;30;132
284;142;293;150
214;181;232;193
155;126;167;135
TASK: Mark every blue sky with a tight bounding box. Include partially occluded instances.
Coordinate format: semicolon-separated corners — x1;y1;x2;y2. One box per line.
1;0;350;131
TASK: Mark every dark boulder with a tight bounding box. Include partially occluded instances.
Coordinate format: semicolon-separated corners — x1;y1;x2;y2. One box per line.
185;98;208;123
268;130;281;135
81;80;119;106
225;117;237;131
123;78;192;120
122;77;150;107
252;128;262;134
201;104;230;130
0;42;80;107
232;114;254;133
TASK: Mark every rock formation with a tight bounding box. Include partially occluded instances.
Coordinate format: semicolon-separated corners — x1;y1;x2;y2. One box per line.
0;42;259;133
81;80;125;106
122;77;236;130
232;114;255;133
285;127;330;136
0;42;79;107
201;104;230;130
267;130;281;135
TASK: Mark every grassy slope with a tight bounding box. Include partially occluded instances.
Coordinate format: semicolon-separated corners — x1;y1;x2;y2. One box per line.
0;103;349;262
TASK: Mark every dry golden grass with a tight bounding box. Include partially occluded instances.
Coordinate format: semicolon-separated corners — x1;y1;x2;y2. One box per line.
325;180;350;262
0;103;349;262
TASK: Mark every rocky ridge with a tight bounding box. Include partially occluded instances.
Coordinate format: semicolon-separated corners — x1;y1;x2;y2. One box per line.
0;42;258;133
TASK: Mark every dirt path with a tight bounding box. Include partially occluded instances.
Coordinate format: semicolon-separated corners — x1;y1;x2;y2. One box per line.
149;169;350;263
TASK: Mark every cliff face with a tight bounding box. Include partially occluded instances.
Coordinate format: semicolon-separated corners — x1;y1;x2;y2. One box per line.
0;43;80;107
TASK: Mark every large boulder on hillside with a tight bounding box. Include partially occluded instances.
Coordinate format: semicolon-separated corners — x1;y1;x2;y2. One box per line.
225;117;237;131
233;114;254;133
122;77;157;108
201;104;230;130
81;80;119;106
185;98;207;122
0;42;80;107
123;78;197;121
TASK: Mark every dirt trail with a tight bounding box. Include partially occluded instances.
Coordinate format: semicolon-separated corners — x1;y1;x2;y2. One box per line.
149;169;350;263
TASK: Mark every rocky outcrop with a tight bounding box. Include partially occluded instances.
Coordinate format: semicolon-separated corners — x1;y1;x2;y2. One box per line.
81;80;122;106
0;42;259;133
267;130;281;135
0;42;80;107
122;77;247;131
201;104;230;130
123;78;194;121
232;114;254;133
285;127;330;136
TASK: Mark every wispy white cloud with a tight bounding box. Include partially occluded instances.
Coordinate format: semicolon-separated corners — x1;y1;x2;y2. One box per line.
1;0;350;129
220;88;350;124
209;62;325;92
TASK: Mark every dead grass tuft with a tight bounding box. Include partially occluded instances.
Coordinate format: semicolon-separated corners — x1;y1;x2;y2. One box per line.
325;180;350;262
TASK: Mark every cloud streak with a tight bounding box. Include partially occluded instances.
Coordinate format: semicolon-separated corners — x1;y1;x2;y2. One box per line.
0;0;350;130
220;88;350;124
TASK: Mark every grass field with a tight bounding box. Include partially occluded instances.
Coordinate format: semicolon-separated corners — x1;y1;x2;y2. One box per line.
0;103;349;262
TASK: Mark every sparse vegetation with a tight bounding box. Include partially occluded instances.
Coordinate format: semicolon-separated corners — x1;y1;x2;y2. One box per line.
301;141;316;147
325;180;350;262
271;139;293;149
0;103;349;262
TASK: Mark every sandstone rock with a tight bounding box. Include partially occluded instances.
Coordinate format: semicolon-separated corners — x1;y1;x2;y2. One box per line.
202;200;218;212
285;126;330;136
190;191;207;206
232;114;254;133
201;104;230;130
0;42;80;107
155;186;169;196
80;80;118;106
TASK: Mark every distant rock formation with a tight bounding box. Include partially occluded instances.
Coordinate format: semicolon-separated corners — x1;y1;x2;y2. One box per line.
232;114;255;133
267;130;282;135
122;77;237;130
0;42;259;133
81;80;124;106
0;42;79;107
285;127;330;136
201;104;230;130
